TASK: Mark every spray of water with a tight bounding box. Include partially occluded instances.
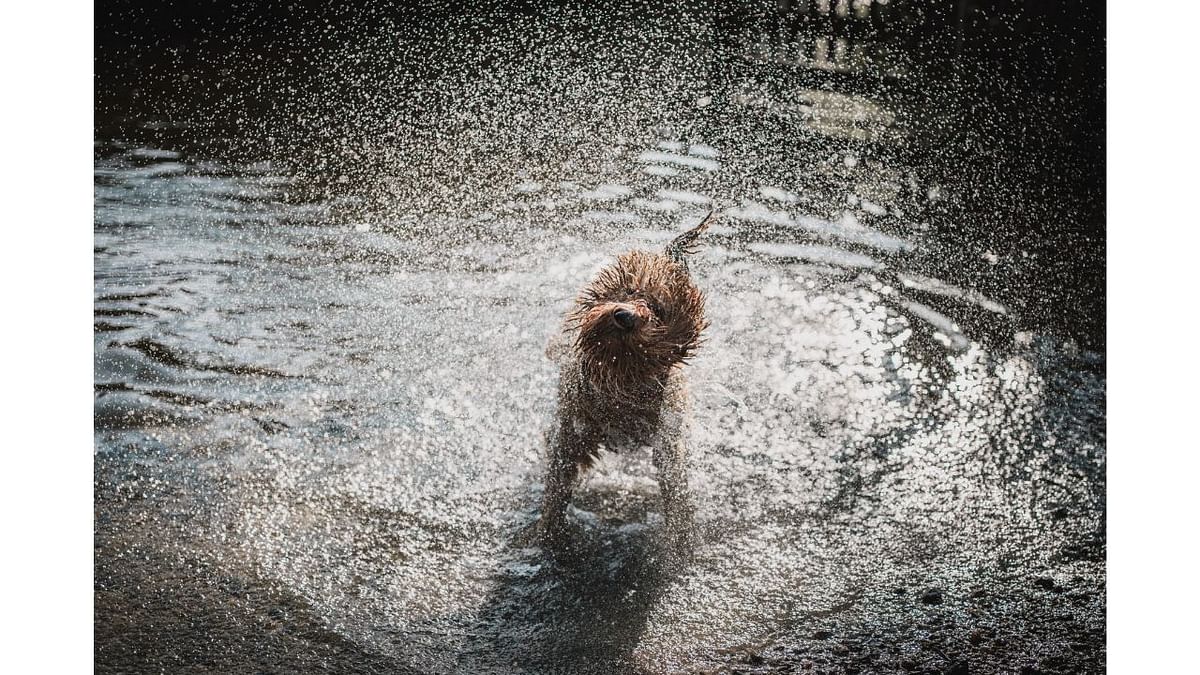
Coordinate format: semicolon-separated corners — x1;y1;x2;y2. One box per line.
96;1;1104;672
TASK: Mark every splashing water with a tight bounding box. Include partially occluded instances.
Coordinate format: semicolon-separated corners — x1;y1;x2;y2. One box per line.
96;2;1104;673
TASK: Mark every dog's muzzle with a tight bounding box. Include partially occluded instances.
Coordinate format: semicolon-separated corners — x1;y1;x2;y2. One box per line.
613;308;637;330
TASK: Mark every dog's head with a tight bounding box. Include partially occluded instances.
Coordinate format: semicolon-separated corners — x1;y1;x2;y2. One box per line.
569;250;707;393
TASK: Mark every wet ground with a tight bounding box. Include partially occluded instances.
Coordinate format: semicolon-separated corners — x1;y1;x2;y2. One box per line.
95;1;1104;672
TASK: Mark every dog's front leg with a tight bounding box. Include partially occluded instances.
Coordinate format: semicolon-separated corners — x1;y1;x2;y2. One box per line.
541;416;595;551
653;404;696;553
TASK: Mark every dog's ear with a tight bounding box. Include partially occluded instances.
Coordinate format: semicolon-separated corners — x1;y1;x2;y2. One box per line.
673;317;709;360
662;283;707;362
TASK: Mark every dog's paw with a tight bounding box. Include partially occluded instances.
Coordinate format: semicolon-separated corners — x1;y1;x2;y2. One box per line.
538;516;573;556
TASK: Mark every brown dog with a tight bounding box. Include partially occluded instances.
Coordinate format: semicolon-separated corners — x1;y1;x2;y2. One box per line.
541;212;713;553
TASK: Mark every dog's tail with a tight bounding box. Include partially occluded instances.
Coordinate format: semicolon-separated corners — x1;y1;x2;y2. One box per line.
664;210;715;268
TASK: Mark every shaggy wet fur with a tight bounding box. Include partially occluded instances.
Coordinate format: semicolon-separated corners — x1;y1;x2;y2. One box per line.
541;213;712;553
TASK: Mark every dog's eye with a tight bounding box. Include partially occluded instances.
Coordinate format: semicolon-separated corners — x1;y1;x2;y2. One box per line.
648;301;663;317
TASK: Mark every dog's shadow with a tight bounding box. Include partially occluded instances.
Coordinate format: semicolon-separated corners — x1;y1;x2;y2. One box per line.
460;496;684;674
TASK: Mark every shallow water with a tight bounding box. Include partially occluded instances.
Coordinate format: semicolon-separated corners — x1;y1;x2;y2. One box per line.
96;2;1104;673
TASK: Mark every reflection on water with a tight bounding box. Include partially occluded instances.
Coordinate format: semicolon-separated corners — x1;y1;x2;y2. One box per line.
95;1;1104;673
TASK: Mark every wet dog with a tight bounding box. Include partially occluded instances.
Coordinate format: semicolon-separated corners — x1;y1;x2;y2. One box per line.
541;212;712;554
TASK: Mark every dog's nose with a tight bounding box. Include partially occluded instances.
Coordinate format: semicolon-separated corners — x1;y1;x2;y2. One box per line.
613;308;637;329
